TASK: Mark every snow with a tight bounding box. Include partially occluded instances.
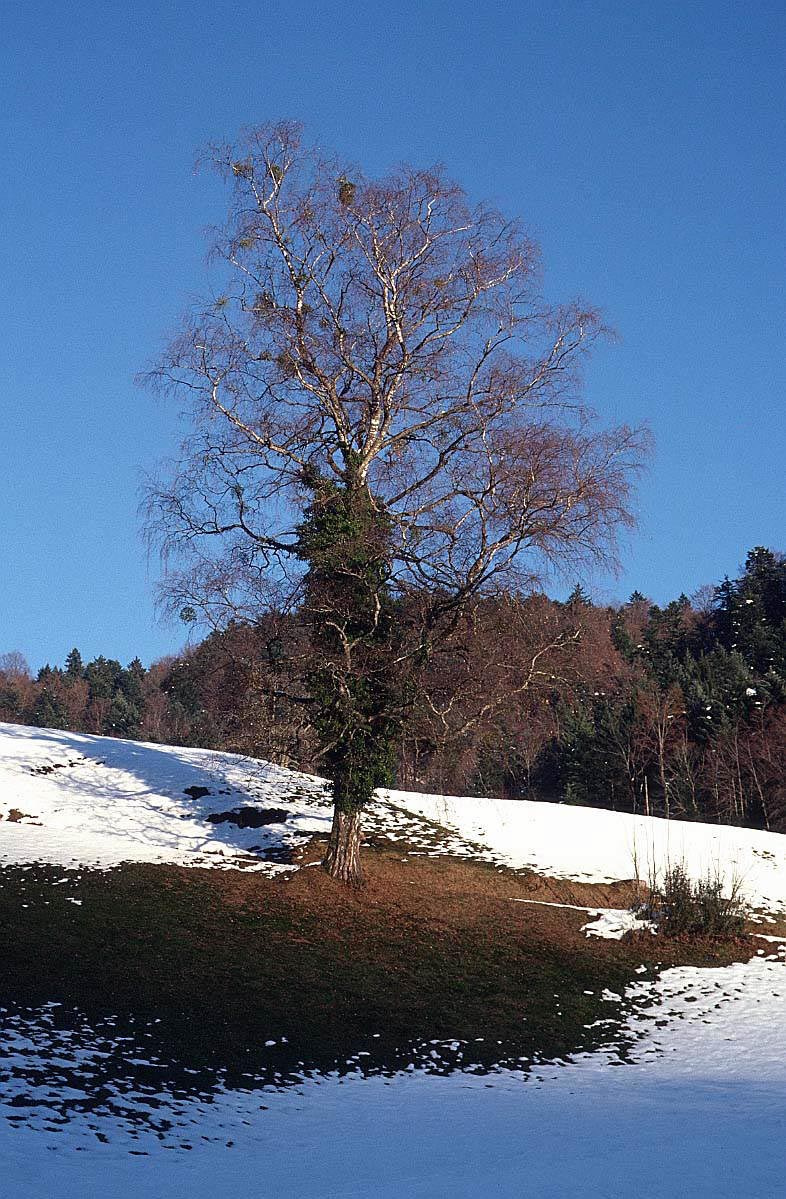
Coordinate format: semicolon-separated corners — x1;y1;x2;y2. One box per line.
0;722;332;873
5;721;785;921
2;720;786;1195
583;907;657;939
506;897;657;940
386;786;786;916
1;950;785;1198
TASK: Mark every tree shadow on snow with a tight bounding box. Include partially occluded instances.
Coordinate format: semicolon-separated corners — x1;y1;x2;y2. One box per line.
0;721;332;867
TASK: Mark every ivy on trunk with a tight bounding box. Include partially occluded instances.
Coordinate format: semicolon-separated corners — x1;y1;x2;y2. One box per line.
297;474;400;884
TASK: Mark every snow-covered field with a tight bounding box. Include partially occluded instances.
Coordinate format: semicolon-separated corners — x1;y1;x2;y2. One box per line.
0;721;332;872
2;948;785;1199
2;720;786;1197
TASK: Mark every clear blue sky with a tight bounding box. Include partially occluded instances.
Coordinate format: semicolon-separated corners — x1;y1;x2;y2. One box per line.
2;0;784;669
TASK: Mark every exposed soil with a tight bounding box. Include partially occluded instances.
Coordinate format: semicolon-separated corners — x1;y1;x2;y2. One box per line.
206;805;290;828
183;785;212;800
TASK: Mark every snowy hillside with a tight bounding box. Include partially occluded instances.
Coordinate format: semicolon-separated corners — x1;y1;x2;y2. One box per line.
0;722;513;875
389;787;786;917
2;720;786;1198
2;951;784;1199
0;721;332;872
3;721;786;918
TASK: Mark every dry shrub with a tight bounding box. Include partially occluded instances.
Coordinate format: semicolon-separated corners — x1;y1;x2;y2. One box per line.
643;862;747;938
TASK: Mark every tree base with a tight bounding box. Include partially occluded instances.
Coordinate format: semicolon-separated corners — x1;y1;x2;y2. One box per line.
322;807;363;886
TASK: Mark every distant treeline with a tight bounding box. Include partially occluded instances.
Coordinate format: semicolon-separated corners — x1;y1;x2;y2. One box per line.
3;546;786;832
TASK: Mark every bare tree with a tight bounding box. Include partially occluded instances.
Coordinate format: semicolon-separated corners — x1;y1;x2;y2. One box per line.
0;652;31;680
145;121;648;883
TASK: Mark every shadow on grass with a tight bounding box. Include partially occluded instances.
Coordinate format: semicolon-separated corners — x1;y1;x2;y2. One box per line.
0;857;677;1145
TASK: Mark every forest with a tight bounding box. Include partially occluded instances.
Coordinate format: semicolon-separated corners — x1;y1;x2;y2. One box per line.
3;544;785;834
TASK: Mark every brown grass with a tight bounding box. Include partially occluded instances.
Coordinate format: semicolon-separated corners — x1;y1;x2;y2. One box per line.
0;847;753;1091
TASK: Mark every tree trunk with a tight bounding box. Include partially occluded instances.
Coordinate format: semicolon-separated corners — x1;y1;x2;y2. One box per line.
323;806;363;885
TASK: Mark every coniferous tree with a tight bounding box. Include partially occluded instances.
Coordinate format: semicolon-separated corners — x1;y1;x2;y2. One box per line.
32;688;68;730
566;584;592;608
65;648;84;680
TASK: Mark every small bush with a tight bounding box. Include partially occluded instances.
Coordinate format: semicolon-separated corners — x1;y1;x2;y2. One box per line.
643;863;747;938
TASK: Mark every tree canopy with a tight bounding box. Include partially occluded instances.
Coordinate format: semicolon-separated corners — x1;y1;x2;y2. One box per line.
144;121;648;881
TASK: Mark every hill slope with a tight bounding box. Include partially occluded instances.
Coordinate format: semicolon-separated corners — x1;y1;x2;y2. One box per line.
3;720;786;914
0;720;785;1197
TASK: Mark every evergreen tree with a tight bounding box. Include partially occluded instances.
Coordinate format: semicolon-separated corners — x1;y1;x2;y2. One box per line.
108;692;142;737
65;648;84;680
32;688;68;730
85;657;123;701
120;658;146;708
713;548;786;678
610;612;636;661
566;583;592;608
677;648;754;743
641;595;694;687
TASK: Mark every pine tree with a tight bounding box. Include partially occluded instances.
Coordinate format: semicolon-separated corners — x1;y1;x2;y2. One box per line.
65;648;84;680
566;583;592;608
713;548;786;679
32;689;68;730
85;657;123;701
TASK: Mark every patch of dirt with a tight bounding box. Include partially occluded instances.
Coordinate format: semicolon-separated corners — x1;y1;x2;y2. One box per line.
292;834;640;911
279;850;741;956
28;759;84;776
206;806;290;828
183;785;211;800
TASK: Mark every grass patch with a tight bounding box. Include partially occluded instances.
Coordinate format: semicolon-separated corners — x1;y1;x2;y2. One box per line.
0;851;751;1094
